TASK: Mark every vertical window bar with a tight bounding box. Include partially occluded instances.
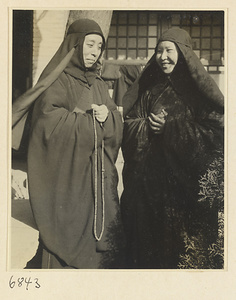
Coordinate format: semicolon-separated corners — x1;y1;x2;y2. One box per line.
190;13;192;38
147;11;149;58
116;12;119;59
146;12;148;58
126;12;128;59
136;11;139;59
160;13;162;36
210;13;213;62
200;14;202;60
157;12;161;39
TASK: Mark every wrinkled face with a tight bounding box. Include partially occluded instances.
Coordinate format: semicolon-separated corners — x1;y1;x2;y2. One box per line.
156;41;179;74
83;34;103;68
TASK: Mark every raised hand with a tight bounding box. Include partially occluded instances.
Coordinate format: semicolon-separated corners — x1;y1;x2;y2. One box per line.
91;104;109;123
148;109;168;134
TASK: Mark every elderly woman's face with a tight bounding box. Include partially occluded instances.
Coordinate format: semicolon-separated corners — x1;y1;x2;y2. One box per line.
83;34;103;68
156;41;178;74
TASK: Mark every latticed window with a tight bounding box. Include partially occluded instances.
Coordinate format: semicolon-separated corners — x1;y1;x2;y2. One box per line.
105;10;224;66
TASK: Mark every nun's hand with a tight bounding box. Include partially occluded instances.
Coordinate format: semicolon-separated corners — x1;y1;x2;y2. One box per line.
91;104;109;123
148;109;168;135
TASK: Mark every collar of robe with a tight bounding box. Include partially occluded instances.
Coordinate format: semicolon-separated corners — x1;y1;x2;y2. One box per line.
64;66;99;86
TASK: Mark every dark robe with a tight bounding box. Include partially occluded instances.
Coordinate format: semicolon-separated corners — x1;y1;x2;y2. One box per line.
112;65;142;107
13;19;124;269
121;28;224;269
28;71;123;269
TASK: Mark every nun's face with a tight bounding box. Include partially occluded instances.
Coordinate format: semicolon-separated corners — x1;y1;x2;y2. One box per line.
156;41;178;74
83;34;103;68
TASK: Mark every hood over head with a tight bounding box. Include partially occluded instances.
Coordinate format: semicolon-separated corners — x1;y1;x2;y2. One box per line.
123;27;224;117
12;19;105;150
40;18;105;81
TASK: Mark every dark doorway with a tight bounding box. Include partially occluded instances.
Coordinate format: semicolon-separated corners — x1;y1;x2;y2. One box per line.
12;10;33;102
12;10;33;160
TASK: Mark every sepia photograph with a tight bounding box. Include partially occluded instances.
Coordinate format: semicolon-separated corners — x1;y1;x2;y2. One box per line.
1;1;236;299
11;9;225;270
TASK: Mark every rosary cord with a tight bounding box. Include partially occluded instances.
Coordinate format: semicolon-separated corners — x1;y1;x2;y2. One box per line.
93;110;105;241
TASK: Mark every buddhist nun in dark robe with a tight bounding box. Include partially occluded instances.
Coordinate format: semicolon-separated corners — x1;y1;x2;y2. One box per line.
121;28;224;269
12;19;124;269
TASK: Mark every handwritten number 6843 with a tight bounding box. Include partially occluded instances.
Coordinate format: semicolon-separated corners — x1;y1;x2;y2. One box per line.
9;276;41;290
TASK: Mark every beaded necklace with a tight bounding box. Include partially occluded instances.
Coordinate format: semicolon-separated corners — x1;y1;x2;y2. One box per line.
93;111;105;241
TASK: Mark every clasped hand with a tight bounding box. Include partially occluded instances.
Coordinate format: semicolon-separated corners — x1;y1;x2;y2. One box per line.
148;109;168;134
91;104;109;123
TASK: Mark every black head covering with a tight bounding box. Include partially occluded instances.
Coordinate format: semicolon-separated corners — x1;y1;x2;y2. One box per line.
40;18;105;83
157;27;192;49
12;19;105;150
123;27;224;116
